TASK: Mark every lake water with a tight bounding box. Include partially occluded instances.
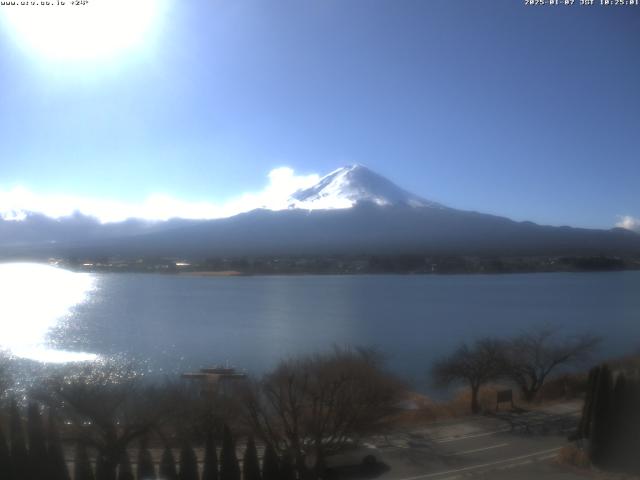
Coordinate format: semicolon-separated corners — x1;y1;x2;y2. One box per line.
1;264;639;388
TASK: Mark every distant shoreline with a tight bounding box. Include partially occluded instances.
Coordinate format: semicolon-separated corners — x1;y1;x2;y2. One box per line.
5;254;640;276
173;267;640;277
62;265;640;277
178;270;244;277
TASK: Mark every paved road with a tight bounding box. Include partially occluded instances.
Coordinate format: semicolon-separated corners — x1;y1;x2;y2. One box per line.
366;403;589;480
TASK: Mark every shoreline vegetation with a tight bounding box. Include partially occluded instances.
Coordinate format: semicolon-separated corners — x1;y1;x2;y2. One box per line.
0;343;638;479
41;254;640;276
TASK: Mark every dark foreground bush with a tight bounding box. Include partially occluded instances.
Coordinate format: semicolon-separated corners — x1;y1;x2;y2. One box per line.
578;364;640;474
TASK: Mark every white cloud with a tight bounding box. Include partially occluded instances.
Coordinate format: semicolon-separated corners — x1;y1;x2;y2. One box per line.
0;167;320;224
615;215;640;233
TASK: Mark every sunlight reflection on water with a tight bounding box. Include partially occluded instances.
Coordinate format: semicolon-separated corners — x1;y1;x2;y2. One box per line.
0;263;98;363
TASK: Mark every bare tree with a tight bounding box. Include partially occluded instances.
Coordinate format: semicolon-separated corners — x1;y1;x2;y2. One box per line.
242;347;405;477
152;379;210;443
431;338;505;414
38;364;170;480
151;376;245;448
502;328;600;402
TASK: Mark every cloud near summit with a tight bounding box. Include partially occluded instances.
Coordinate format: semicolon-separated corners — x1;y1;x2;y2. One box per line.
616;215;640;233
0;167;320;223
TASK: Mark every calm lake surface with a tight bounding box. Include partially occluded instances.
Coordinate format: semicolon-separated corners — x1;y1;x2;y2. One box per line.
2;264;640;388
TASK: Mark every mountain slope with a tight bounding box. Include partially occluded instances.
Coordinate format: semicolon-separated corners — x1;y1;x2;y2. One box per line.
44;203;640;259
0;212;200;248
1;165;639;260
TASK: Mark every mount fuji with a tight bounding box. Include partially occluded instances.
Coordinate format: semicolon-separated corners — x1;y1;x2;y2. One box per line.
1;165;639;260
286;165;444;210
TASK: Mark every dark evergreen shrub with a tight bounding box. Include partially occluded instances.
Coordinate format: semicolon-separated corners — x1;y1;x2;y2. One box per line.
629;380;640;474
610;374;640;474
609;374;628;468
9;399;29;480
137;437;156;480
159;447;179;480
179;442;199;480
0;424;12;480
95;453;112;480
242;436;261;480
219;425;240;480
202;431;218;480
73;442;95;480
279;452;295;480
577;366;600;439
589;364;613;467
27;402;48;480
117;451;135;480
260;444;279;480
47;410;71;480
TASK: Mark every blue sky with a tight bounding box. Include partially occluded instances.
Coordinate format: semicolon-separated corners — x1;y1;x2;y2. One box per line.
0;0;638;229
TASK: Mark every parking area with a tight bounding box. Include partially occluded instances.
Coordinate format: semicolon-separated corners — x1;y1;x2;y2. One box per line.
360;402;590;480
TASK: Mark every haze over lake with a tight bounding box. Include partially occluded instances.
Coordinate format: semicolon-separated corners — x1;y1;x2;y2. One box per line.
2;264;639;388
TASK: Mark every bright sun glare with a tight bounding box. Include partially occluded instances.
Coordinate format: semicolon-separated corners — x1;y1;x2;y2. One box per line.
0;263;98;363
1;0;163;61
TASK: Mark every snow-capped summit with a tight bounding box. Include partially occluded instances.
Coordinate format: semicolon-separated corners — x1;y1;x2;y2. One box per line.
288;164;444;210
